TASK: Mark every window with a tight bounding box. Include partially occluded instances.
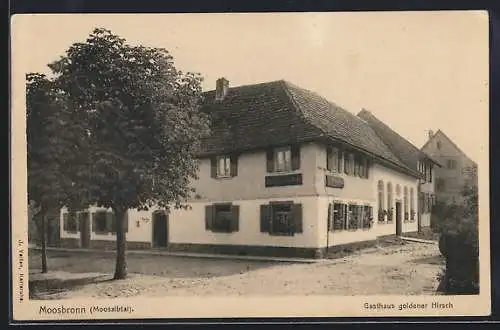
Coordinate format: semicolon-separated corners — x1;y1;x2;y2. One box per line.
211;154;238;178
349;154;355;174
331;202;348;231
275;147;292;172
387;182;393;222
326;147;340;173
91;210;128;234
217;156;231;178
344;153;351;175
266;145;300;173
428;164;433;183
93;211;109;233
410;188;415;221
437;141;441;149
403;187;409;222
419;192;425;214
206;203;239;233
427;194;433;212
260;202;302;236
377;180;385;222
447;159;457;170
396;184;401;197
63;212;78;232
330;203;372;231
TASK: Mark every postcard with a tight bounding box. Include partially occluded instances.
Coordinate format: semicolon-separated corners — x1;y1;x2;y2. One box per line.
10;11;490;320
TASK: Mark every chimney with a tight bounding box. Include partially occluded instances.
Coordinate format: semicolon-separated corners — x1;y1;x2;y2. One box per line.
428;130;434;140
215;77;229;101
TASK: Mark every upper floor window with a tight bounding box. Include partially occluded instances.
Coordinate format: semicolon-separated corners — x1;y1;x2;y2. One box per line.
217;155;231;178
326;146;341;173
396;184;401;197
437;141;442;149
330;147;368;179
266;145;300;173
436;178;445;191
447;159;457;170
211;154;238;179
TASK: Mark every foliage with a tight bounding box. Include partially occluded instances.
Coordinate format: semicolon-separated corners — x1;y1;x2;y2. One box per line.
435;184;479;295
46;28;211;278
26;73;77;272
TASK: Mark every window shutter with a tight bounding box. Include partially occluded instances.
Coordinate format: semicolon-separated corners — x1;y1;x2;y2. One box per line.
231;205;240;232
291;144;301;170
91;212;97;232
205;205;214;231
266;149;274;173
123;211;129;233
292;203;303;233
230;154;238;177
63;213;69;231
260;204;272;233
210;156;217;178
107;212;115;233
327;203;332;232
326;147;332;171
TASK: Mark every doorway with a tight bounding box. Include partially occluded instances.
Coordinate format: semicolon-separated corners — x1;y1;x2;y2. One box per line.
79;213;91;248
152;211;169;248
395;201;402;236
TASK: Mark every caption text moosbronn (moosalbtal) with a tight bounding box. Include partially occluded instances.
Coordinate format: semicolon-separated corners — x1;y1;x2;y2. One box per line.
39;305;135;315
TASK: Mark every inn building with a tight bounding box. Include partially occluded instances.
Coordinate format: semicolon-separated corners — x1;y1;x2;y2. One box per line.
58;78;441;258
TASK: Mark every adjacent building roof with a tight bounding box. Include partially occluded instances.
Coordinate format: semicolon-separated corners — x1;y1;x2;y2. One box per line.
357;109;443;170
421;129;476;166
199;80;422;178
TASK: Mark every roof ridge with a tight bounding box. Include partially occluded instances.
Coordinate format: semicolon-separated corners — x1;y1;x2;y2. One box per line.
358;108;423;154
202;79;285;93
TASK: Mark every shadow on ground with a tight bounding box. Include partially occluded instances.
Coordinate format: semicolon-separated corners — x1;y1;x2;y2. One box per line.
411;255;445;265
29;249;290;279
29;274;113;299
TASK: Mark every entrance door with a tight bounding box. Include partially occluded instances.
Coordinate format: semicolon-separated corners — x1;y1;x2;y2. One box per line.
395;201;402;236
80;213;91;248
152;211;168;248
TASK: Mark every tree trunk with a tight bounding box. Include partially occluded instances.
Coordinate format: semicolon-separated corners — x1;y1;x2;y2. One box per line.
113;208;127;280
40;212;48;273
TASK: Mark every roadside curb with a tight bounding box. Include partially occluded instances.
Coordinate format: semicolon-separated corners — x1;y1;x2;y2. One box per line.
400;237;438;245
28;246;319;264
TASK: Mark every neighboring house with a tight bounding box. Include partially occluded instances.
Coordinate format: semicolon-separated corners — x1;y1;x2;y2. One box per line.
59;78;432;258
421;130;478;205
356;110;442;231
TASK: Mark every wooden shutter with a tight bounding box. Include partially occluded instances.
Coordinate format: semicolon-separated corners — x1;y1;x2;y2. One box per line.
63;213;69;231
326;147;332;171
123;211;129;233
327;203;332;232
230;154;238;177
291;144;301;170
107;212;115;233
260;204;272;233
292;203;303;233
210;156;217;178
266;149;274;173
231;205;240;232
205;205;214;231
91;212;97;232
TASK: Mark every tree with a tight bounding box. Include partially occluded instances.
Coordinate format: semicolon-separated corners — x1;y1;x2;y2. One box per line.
26;73;74;273
48;28;210;279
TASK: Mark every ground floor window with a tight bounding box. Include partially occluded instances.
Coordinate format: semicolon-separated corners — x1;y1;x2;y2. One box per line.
261;202;302;236
205;203;239;233
329;202;373;231
91;210;129;234
63;212;78;232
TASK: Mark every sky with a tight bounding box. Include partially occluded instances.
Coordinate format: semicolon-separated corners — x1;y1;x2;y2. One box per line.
12;11;488;163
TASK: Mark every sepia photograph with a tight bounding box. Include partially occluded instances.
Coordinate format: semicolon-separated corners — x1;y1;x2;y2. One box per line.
10;11;490;320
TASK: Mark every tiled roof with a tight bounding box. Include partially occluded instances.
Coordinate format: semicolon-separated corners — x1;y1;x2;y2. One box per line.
357;109;440;172
199;80;419;177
